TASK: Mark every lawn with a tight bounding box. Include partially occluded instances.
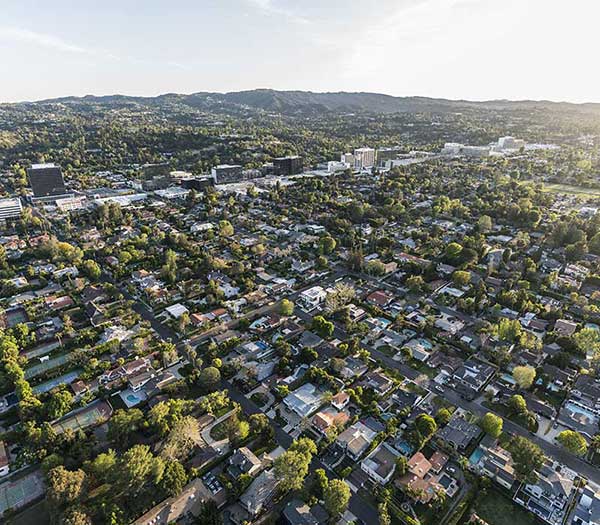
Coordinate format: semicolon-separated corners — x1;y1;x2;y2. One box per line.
474;488;538;525
541;183;600;197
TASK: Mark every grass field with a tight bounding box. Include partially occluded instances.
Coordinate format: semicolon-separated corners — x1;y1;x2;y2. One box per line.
474;488;538;525
541;183;600;197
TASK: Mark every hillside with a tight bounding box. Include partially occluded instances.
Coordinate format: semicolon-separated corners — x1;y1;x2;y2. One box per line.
8;89;600;116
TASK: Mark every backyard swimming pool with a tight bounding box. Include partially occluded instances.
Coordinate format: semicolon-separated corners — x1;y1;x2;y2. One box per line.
469;446;484;465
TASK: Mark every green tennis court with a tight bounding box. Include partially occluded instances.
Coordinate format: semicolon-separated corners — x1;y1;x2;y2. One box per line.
0;472;45;515
52;400;113;434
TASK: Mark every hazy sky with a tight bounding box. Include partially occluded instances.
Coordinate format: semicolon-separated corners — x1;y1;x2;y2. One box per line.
1;0;598;103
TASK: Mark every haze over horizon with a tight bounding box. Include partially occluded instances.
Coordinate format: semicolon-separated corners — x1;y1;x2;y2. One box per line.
1;0;598;104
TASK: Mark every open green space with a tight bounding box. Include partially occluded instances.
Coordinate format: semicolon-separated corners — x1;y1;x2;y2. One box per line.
474;488;538;525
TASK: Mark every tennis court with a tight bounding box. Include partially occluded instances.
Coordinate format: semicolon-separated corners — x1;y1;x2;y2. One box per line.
24;354;71;380
32;369;82;395
22;341;61;361
0;471;45;515
52;400;113;434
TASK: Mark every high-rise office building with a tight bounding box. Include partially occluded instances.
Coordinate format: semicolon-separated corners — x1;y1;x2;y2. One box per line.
273;156;303;176
27;163;71;201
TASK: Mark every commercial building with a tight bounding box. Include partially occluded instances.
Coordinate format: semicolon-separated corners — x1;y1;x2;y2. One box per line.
0;197;23;220
353;147;376;170
27;163;72;201
273;156;303;176
181;175;215;191
376;146;404;165
211;164;244;184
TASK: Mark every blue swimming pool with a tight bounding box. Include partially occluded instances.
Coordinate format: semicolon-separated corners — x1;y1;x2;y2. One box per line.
469;447;484;465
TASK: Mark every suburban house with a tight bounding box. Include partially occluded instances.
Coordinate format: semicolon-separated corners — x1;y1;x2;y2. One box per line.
337;421;378;460
513;462;577;525
361;442;401;484
283;383;325;417
436;415;481;450
240;468;278;517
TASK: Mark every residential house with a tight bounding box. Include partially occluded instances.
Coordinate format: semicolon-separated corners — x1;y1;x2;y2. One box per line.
240;468;278;516
361;442;400;484
436;415;481;451
514;462;576;525
283;383;325;417
227;447;262;478
337;421;378;460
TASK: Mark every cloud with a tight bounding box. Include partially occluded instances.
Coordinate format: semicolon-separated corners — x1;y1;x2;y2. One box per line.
244;0;308;24
0;26;90;54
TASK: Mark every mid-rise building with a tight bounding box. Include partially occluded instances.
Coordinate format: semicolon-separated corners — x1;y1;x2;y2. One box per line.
273;156;303;176
211;164;243;184
27;163;72;201
376;146;404;165
353;147;376;170
341;152;355;166
0;197;23;220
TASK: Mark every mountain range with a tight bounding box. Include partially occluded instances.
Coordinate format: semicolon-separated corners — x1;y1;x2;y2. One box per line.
12;89;600;115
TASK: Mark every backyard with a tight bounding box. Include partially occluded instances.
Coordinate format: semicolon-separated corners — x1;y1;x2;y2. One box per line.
473;488;538;525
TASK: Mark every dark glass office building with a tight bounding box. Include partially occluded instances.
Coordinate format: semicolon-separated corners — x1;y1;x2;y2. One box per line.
273;156;303;176
27;164;70;199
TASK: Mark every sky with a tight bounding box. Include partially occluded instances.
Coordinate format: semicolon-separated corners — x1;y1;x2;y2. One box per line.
1;0;598;103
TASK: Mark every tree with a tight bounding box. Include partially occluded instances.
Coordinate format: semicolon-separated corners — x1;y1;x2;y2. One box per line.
159;460;188;497
365;259;386;277
107;408;144;448
509;436;545;483
435;408;452;426
323;479;351;517
512;366;536;389
319;235;337;255
406;275;424;292
249;413;273;440
507;394;528;416
395;455;409;476
219;220;234;237
312;315;334;338
478;215;493;232
195;500;223;525
279;299;294;316
161;416;202;461
415;414;437;438
497;318;522;342
47;466;86;509
313;468;329;499
452;270;471;287
62;508;93;525
86;449;117;484
378;502;391;525
198;366;221;390
117;445;165;494
46;388;74;420
81;259;101;280
574;327;600;358
274;438;316;492
557;430;588;456
480;412;503;438
325;283;356;313
226;413;250;445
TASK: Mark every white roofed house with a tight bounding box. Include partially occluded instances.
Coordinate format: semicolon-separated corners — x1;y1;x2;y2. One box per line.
283;383;325;417
298;286;327;310
165;303;189;319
